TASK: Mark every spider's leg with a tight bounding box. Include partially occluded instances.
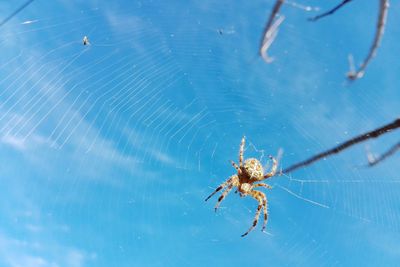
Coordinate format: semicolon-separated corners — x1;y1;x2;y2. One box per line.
263;155;278;179
214;181;236;212
239;136;245;167
241;190;266;237
254;183;272;189
230;160;242;174
253;183;272;230
261;196;268;232
205;177;233;201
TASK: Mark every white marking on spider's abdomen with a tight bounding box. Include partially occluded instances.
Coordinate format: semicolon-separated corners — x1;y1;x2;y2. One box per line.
244;158;263;179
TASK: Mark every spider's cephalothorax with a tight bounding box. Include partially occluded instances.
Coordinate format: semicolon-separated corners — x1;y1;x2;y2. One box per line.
205;136;278;237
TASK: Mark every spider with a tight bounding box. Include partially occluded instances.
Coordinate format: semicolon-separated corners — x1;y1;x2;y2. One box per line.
205;136;278;237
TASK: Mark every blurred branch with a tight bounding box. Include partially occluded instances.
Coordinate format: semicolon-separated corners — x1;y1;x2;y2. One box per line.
260;0;389;80
347;0;389;80
259;0;285;63
308;0;352;22
367;141;400;167
282;118;400;174
0;0;36;28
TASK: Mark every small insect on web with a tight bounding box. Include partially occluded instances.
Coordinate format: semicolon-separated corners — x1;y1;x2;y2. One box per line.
205;136;278;237
83;36;90;46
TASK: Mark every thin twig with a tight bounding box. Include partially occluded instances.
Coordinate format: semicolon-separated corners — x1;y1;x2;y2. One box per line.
283;118;400;174
347;0;389;80
285;1;319;12
367;141;400;167
259;0;285;63
308;0;352;22
0;0;36;28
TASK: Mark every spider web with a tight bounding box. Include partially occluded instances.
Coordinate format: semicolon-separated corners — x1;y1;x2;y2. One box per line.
0;1;399;266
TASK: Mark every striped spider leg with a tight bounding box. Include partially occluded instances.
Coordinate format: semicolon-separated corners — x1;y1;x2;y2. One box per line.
205;175;239;211
264;155;278;179
241;189;269;237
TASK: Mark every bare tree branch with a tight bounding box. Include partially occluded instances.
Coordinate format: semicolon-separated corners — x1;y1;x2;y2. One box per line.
347;0;389;80
259;0;389;80
0;0;36;28
367;141;400;167
259;0;285;63
282;118;400;174
308;0;352;22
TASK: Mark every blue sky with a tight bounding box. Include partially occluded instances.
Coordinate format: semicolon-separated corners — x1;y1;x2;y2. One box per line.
0;0;399;266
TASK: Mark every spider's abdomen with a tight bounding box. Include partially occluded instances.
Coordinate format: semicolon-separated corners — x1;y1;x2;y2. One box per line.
243;158;263;180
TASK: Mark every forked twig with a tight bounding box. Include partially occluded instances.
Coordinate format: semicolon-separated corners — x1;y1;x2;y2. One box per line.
259;0;285;63
308;0;352;22
367;141;400;167
347;0;389;80
283;118;400;173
